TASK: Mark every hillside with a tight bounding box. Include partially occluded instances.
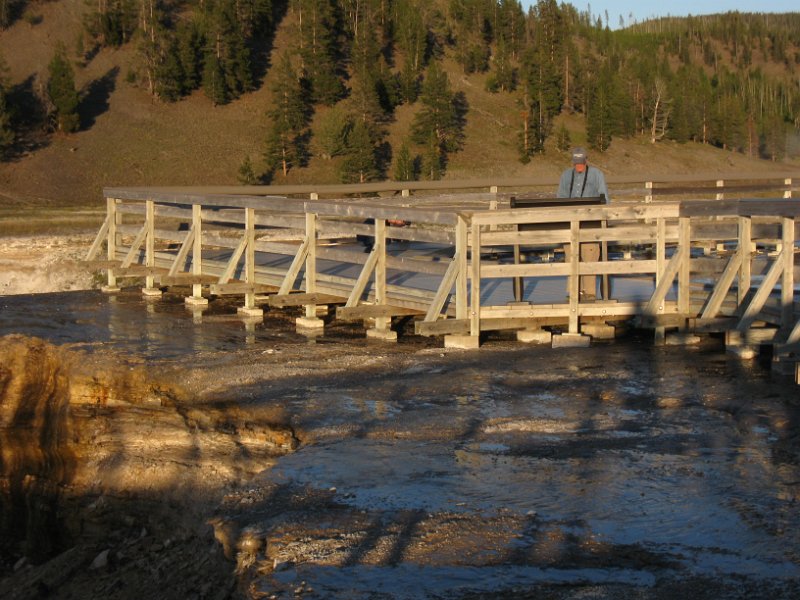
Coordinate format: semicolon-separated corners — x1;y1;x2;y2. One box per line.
0;0;799;208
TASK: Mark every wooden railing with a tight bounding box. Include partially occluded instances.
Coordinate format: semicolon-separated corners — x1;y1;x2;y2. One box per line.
128;172;797;202
85;180;800;382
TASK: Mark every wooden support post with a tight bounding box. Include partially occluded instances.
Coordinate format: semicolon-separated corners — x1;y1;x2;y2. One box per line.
568;220;580;334
103;197;120;292
445;217;478;349
456;216;468;320
366;219;397;341
297;211;324;330
781;217;795;329
142;199;161;297
784;178;792;199
738;216;752;307
601;218;609;301
678;217;691;317
186;203;207;306
470;221;481;338
653;216;667;341
645;181;653;203
715;180;724;201
238;207;262;317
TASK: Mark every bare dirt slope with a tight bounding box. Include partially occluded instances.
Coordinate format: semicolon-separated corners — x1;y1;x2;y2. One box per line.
0;0;798;208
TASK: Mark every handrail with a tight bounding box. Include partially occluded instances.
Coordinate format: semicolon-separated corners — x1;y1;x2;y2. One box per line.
103;171;798;201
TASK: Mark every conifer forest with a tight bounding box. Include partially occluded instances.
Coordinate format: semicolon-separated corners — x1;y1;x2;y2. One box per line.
0;0;799;182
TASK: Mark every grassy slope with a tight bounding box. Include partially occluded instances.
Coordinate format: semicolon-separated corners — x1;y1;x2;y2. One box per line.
0;0;797;209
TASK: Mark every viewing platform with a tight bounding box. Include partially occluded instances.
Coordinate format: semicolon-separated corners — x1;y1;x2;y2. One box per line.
85;174;800;383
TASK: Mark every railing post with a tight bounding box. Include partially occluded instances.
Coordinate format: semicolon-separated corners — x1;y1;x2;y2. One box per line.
445;216;479;349
568;220;580;334
784;178;792;199
186;203;208;306
678;216;691;316
653;216;667;343
781;216;795;328
738;216;752;307
366;219;397;341
142;199;162;297
715;180;724;200
455;215;468;320
102;197;120;292
297;211;324;331
645;181;653;203
238;207;263;317
470;221;481;338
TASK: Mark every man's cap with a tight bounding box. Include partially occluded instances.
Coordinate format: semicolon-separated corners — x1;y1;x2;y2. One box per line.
571;147;588;164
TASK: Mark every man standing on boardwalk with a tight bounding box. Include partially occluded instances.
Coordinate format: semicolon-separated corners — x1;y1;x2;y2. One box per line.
557;147;610;299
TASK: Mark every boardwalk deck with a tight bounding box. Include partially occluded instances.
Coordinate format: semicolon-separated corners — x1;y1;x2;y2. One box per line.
85;176;800;383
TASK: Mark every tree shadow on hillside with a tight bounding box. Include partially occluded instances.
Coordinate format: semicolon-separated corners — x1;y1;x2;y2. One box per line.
248;1;290;88
0;0;28;29
2;74;51;161
79;67;119;131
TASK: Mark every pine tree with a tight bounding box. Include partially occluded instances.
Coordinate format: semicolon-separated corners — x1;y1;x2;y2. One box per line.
421;131;443;180
449;0;492;74
586;66;615;152
395;1;427;103
84;0;138;48
238;155;260;184
47;43;80;133
154;36;184;101
264;123;296;177
760;114;787;161
296;0;344;105
411;60;461;152
393;140;417;181
486;36;514;93
315;106;351;160
339;119;379;184
264;52;310;177
201;0;253;103
177;20;202;92
555;123;571;153
202;50;228;105
1;0;12;29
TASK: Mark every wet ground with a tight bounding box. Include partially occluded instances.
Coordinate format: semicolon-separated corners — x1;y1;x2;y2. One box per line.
1;289;800;599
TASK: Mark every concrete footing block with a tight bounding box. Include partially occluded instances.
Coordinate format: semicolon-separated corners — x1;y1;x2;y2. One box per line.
444;335;480;349
185;296;209;306
581;323;615;340
142;287;163;297
516;329;552;344
665;332;701;346
296;317;325;330
366;328;398;342
552;333;591;348
101;285;120;294
238;307;263;318
726;345;758;359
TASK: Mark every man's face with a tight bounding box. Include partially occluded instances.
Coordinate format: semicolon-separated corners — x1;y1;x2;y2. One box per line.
574;162;587;173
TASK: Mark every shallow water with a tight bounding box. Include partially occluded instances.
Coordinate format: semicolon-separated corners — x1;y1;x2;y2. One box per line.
0;289;367;361
2;289;799;598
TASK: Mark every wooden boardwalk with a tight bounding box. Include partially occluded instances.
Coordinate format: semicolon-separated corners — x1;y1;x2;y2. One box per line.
85;175;800;384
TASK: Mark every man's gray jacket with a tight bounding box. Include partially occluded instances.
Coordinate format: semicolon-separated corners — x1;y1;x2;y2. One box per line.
557;166;610;203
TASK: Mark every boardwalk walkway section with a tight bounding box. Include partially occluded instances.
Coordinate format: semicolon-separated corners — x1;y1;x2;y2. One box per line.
85;176;800;384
